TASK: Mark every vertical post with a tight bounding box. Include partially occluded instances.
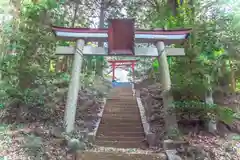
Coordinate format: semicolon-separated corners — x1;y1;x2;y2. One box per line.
64;39;85;133
112;63;116;81
131;62;135;82
156;41;178;137
131;62;135;96
156;42;171;90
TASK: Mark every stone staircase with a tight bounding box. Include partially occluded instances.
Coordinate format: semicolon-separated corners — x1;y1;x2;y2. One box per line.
96;87;146;148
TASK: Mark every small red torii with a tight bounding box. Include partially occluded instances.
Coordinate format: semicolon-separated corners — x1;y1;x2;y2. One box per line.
108;60;138;81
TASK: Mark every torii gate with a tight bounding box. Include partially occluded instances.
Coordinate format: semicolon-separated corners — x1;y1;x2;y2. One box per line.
108;59;137;81
52;18;191;133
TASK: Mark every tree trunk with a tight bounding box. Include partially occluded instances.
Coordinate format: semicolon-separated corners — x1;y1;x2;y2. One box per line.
230;60;236;92
60;3;79;72
167;0;178;16
95;0;105;76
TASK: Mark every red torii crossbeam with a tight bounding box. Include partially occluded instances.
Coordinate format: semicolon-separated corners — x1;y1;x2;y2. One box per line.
108;60;138;81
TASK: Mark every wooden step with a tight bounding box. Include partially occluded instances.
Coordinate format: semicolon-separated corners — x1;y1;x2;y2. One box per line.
98;124;143;129
103;111;140;114
101;118;141;122
100;118;142;124
104;105;138;108
106;103;137;106
97;131;145;137
105;104;137;107
103;110;139;114
80;151;165;160
98;126;143;133
101;116;140;120
104;107;137;110
100;121;142;126
102;115;140;119
102;112;141;116
96;135;144;141
106;99;136;102
103;111;139;114
95;140;146;148
109;95;134;97
106;101;137;103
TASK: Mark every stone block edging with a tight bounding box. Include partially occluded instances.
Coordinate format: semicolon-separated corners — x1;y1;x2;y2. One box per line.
88;98;106;143
132;84;153;146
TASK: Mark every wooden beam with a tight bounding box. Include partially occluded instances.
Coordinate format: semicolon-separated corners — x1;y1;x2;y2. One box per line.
55;46;185;56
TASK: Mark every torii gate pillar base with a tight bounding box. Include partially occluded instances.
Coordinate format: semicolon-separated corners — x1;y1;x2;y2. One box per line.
64;39;84;133
156;41;178;136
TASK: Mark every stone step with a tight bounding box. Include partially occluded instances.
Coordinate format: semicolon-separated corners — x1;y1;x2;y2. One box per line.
80;151;166;160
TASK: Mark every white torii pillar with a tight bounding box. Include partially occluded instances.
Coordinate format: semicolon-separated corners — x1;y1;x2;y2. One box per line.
64;39;85;133
156;41;178;136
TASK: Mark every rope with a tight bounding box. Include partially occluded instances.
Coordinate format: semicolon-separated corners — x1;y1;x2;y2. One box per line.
76;48;84;57
158;49;165;57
